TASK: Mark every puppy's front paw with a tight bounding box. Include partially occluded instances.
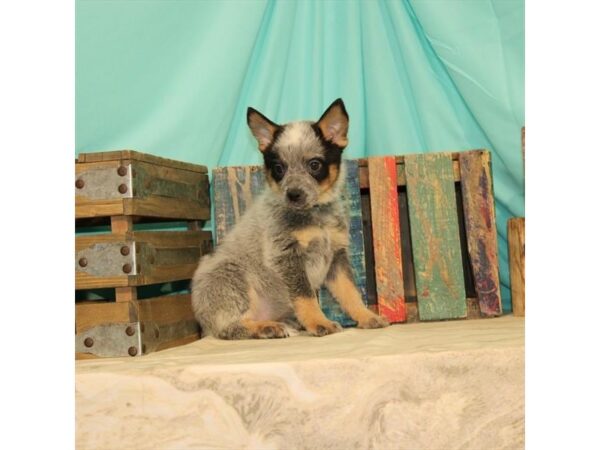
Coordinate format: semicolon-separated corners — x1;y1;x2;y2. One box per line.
306;320;342;337
357;313;390;329
254;322;290;339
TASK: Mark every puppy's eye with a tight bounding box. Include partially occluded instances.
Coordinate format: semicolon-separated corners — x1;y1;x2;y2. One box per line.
308;159;322;172
273;163;285;177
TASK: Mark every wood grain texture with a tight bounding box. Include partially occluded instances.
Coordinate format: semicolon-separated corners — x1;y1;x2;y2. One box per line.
405;153;467;321
116;287;137;303
77;150;208;173
367;156;406;323
212;166;264;244
508;218;525;316
319;160;369;326
459;150;503;316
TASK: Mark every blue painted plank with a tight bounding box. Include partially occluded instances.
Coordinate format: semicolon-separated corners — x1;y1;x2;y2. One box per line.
320;159;369;327
212;166;264;244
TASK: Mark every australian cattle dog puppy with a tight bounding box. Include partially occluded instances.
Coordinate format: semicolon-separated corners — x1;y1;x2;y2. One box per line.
192;99;390;339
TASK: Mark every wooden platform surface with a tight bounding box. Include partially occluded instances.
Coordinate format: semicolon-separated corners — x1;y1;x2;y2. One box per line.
76;316;523;449
76;315;523;369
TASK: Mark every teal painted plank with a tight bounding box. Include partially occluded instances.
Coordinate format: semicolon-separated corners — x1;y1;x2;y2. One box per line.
405;153;467;320
320;159;368;327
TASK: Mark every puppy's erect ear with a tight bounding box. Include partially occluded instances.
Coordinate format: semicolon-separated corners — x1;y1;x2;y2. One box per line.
247;107;281;152
316;98;349;148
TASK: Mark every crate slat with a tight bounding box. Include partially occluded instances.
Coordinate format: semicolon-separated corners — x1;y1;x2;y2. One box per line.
405;153;467;321
459;150;502;316
508;217;525;316
77;150;208;174
319;160;369;326
367;156;406;323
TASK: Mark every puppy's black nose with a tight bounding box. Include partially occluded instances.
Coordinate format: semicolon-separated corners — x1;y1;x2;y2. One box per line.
286;189;305;203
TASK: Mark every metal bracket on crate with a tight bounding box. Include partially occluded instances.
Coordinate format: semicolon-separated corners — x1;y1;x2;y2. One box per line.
75;322;142;358
75;320;200;357
75;163;133;200
75;241;145;277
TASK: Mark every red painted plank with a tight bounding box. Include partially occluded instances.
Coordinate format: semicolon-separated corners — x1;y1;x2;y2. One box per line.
367;156;406;323
459;150;502;316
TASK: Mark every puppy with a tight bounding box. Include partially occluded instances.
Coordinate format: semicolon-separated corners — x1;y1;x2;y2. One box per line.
192;99;389;339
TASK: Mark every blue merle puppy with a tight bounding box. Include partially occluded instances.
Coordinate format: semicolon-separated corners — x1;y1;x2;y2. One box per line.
192;99;390;339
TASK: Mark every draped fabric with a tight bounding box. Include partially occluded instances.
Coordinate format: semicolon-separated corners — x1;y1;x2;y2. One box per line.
76;0;524;311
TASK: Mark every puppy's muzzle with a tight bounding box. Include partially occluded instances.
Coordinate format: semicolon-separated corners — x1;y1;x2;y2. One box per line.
286;188;307;207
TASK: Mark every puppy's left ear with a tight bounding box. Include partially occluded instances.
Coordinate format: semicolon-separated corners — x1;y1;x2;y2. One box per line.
316;98;349;148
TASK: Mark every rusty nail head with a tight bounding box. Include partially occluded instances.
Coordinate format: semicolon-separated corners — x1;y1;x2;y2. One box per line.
128;346;138;357
117;166;127;176
120;246;130;256
118;183;128;194
122;263;132;274
75;179;85;189
78;257;88;268
125;326;135;336
84;337;94;348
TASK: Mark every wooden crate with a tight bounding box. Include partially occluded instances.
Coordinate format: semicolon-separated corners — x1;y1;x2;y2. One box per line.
75;150;213;359
213;149;502;326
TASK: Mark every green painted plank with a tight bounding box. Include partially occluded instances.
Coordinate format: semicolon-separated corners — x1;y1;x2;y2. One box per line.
319;159;368;327
405;153;467;320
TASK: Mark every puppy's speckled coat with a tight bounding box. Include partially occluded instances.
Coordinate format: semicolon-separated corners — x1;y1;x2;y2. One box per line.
192;99;389;339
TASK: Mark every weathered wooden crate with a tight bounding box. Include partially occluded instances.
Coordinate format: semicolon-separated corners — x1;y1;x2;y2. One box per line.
213;149;502;326
75;150;213;359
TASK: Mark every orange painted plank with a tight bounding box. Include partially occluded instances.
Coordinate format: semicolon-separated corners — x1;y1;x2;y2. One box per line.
367;156;406;323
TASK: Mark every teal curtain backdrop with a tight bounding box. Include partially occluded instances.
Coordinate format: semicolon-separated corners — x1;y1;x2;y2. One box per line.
76;0;524;312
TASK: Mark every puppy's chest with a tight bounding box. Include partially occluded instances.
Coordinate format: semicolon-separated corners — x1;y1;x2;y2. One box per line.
291;223;349;287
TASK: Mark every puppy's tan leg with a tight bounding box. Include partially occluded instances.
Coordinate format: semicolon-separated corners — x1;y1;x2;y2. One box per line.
293;296;342;337
325;252;390;329
218;319;289;340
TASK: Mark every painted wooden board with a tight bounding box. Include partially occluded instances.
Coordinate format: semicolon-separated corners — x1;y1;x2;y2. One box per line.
508;217;525;316
459;150;502;316
367;156;406;323
405;153;467;321
212;166;264;244
319;159;369;327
